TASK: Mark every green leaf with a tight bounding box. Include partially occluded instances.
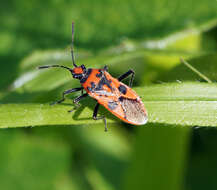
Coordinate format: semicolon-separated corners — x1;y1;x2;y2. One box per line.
29;125;131;190
0;82;216;128
0;129;80;190
124;124;191;190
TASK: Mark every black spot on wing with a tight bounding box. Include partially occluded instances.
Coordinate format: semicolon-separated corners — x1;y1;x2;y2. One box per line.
91;82;96;89
119;96;124;102
87;82;96;92
95;75;113;91
80;69;92;83
118;84;127;95
108;101;118;110
107;80;113;90
96;70;103;78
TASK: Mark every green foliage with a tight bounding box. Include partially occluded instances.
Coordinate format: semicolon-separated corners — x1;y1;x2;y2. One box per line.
1;82;217;128
0;130;76;190
159;53;217;82
125;124;191;190
0;0;217;190
1;0;217;52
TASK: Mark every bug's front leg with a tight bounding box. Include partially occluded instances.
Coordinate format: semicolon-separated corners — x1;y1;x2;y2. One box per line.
118;69;135;87
50;87;83;106
93;103;107;132
68;93;88;112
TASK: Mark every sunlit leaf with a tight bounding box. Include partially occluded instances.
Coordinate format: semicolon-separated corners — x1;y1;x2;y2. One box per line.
0;82;216;128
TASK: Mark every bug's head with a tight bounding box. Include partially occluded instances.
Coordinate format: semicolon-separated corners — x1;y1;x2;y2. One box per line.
38;64;86;80
71;64;86;80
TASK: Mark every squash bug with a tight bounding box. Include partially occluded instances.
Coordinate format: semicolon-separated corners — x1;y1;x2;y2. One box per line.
38;23;148;131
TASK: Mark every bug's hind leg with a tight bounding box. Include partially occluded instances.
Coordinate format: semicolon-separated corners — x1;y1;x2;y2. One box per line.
68;93;88;112
93;103;107;132
118;69;135;87
103;65;108;71
50;87;83;106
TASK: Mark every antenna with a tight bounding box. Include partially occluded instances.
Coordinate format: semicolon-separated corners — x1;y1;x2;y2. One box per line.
71;22;77;67
38;65;73;73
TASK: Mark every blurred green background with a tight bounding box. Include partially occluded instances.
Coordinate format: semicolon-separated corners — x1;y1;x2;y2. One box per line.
0;0;217;189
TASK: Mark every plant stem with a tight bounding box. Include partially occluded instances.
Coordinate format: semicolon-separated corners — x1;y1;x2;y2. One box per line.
180;57;212;83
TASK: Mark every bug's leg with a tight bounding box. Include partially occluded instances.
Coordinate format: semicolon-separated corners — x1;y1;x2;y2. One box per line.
103;65;108;71
118;69;135;87
50;87;83;106
68;93;88;112
93;103;107;132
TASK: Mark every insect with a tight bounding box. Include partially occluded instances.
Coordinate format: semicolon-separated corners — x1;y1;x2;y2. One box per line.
38;23;148;131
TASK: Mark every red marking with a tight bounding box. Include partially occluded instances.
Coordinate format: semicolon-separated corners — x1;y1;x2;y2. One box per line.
73;67;83;74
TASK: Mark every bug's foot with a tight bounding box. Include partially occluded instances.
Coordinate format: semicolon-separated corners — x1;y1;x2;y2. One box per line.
104;118;108;132
68;108;76;113
93;116;108;132
68;104;80;113
50;101;57;106
50;99;65;106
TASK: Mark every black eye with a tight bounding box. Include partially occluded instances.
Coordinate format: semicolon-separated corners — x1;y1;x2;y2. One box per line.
74;74;83;79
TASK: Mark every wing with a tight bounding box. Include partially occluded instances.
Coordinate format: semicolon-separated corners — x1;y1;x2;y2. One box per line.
91;94;148;125
87;71;148;125
118;96;148;125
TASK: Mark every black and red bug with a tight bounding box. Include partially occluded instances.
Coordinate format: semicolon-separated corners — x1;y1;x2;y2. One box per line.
38;23;148;131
